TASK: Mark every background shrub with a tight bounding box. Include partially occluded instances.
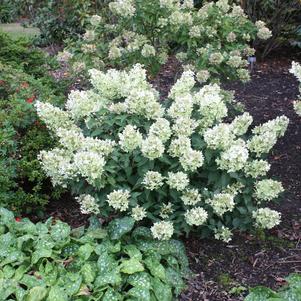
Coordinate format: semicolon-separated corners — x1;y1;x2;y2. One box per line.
0;207;190;300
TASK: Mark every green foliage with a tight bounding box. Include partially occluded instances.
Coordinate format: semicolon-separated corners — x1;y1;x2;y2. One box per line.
0;207;190;300
242;0;301;57
65;0;267;80
245;274;301;301
0;63;66;212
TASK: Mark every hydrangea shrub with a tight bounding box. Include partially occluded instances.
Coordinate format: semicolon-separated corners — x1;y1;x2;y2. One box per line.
290;61;301;116
62;0;271;80
36;65;288;241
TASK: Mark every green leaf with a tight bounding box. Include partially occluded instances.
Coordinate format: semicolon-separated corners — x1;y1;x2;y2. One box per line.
81;263;96;283
77;244;94;261
94;269;122;287
128;286;151;301
124;244;143;260
108;217;135;240
0;207;14;225
151;277;172;301
245;287;278;301
47;286;68;301
145;257;166;281
120;258;144;274
32;248;52;264
102;288;121;301
50;221;71;242
25;286;47;301
128;272;151;289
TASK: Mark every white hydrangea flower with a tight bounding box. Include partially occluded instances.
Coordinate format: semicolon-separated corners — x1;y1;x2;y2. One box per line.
207;193;235;216
167;172;189;191
141;136;165;160
181;188;201;206
167;94;194;119
185;207;208;226
254;179;284;202
66;90;105;120
209;52;224;65
149;118;172;142
106;189;130;212
108;102;128;114
204;123;235;150
216;0;230;13
39;148;76;187
119;125;143;152
252;116;289;138
169;11;193;26
247;132;277;157
57;50;73;63
244;160;270;178
159;0;179;9
83;30;96;41
35;101;75;132
74;151;105;185
131;205;147;221
82;137;116;156
151;221;174;240
168;70;195;99
168;136;191;157
216;141;249;173
90;14;102;26
196;70;210;84
108;45;122;59
214;226;233;242
142;171;165;190
56;127;84;151
294;100;301;116
172;117;198;137
290;61;301;82
160;202;174;219
253;208;281;229
141;44;156;57
76;194;100;215
180;148;204;172
109;0;136;17
181;0;194;9
227;32;236;42
230;112;253;136
257;27;272;40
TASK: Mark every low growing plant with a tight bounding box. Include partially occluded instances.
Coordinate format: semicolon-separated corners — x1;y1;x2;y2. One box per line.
290;61;301;116
0;207;190;300
64;0;271;80
245;273;301;301
36;64;288;241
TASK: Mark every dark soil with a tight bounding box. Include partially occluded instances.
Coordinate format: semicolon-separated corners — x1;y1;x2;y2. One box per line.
27;51;301;300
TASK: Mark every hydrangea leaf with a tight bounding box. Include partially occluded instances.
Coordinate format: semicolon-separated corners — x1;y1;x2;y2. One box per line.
108;217;135;240
120;258;145;274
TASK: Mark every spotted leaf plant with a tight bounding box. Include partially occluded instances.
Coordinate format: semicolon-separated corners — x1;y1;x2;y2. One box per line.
36;64;288;242
0;207;190;301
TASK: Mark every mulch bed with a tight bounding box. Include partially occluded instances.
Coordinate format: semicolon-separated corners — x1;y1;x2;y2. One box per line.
28;50;301;300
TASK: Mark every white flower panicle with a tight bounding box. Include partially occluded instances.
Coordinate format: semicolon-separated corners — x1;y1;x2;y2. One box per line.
252;116;289;138
151;221;174;240
142;171;165;190
167;94;194;119
185;207;208;226
207;193;235;216
106;189;131;212
149;118;172;142
294;101;301;116
172;117;198;137
90;14;102;26
181;188;201;206
74;151;105;185
167;171;189;191
141;135;165;160
77;194;100;215
141;44;156;57
168;136;191;157
254;179;284;202
168;70;195;99
253;208;281;229
160;202;174;219
230;112;253;136
290;61;301;82
214;226;233;242
180;148;204;172
56;127;84;151
244;160;270;178
109;0;136;17
119;125;143;152
131;205;147;221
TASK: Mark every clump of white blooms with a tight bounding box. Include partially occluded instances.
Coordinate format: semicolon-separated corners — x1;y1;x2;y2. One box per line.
181;189;201;206
214;226;233;243
142;171;165;190
254;179;284;202
106;189;130;212
290;61;301;116
185;207;208;226
151;221;174;240
207;193;235;216
109;0;136;17
167;172;189;191
36;65;288;241
131;205;147;221
253;208;281;229
77;194;100;215
255;20;272;40
119;125;143;152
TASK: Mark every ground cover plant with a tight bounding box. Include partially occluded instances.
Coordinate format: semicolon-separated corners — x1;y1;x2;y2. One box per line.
36;63;289;241
63;0;271;80
290;61;301;116
0;207;190;301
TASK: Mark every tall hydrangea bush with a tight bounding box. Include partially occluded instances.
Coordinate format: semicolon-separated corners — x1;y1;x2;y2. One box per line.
290;61;301;116
61;0;271;81
36;64;288;242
